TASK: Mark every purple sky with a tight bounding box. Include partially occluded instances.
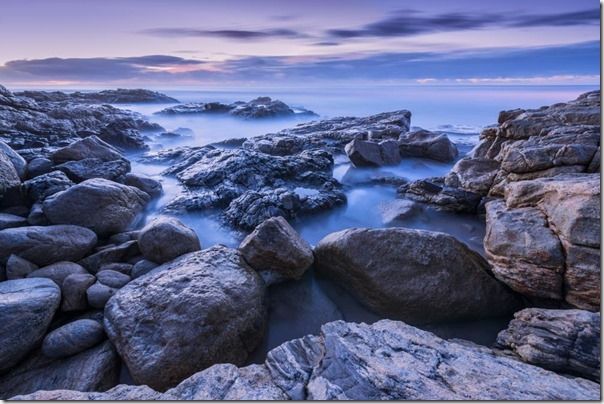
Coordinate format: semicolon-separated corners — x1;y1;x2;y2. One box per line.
0;0;599;87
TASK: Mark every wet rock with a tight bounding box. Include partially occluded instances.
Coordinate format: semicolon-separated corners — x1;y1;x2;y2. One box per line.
0;212;27;230
496;308;600;381
5;254;38;279
399;129;458;162
104;246;266;390
61;273;96;312
41;319;106;359
378;199;418;225
315;228;521;323
239;216;313;283
26;157;53;178
96;269;131;288
56;158;130;183
22;170;74;202
27;261;89;288
0;278;61;373
0;225;97;266
43;178;149;236
78;240;139;273
124;172;162;197
130;259;157;279
0;341;119;399
138;216;201;264
86;282;118;309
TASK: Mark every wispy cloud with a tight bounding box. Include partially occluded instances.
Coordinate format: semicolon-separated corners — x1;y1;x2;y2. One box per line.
139;27;306;40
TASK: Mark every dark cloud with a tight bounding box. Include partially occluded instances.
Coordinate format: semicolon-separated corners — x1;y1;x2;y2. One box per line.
327;8;599;39
140;27;305;40
314;41;341;46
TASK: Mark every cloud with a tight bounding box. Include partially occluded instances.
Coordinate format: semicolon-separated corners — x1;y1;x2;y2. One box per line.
327;8;600;39
140;27;305;40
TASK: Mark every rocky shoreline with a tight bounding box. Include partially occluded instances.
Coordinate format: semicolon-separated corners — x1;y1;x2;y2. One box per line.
0;86;600;400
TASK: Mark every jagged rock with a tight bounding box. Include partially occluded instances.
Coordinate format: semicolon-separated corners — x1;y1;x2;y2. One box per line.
315;228;521;323
56;158;130;183
239;216;313;283
22;170;74;202
16;88;179;104
43;178;149;236
399;129;458;162
61;273;96;312
0;341;119;399
496;308;600;381
0;225;97;266
5;254;38;279
0;212;27;230
42;319;105;359
137;216;201;264
398;177;482;213
104;246;266;390
124;173;162;197
0;278;61;373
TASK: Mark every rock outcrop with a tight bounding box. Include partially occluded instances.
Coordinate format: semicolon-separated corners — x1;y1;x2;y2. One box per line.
16;88;179;104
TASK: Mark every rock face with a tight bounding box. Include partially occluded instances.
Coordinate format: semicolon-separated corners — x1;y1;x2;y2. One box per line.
11;320;600;400
485;174;600;310
399;129;458;162
156;96;316;119
344;138;402;167
16;88;179;104
104;246;267;390
0;225;97;266
315;228;520;323
496;308;600;381
43;178;149;236
0;278;61;372
239;216;314;283
42;319;106;359
0;341;119;399
137;216;201;264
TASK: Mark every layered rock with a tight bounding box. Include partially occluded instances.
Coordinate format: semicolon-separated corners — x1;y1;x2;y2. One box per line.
315;228;520;323
496;308;600;381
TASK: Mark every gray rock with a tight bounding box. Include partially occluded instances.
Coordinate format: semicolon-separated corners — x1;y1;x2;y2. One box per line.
0;212;27;230
0;225;97;266
398;177;482;213
104;246;266;390
86;282;118;309
130;259;157;279
239;216;313;283
496;308;600;381
22;170;74;202
50;135;125;164
43;178;149;236
0;341;119;399
0;147;21;202
26;203;49;226
78;240;139;273
344;138;403;167
26;157;53;178
96;269;131;288
10;384;165;401
124;173;162;197
399;129;458;162
42;319;106;359
5;254;38;280
315;228;521;323
0;140;27;179
0;278;61;373
56;158;130;183
27;261;89;288
98;262;132;275
61;273;96;312
378;199;418;225
138;216;201;264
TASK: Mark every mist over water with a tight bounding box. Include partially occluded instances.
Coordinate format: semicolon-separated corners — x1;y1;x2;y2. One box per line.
121;84;591;359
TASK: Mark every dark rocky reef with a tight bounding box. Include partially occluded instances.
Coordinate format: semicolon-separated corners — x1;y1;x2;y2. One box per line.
15;88;179;104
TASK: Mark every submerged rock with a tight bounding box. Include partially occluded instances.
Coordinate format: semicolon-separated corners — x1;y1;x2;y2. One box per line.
315;227;521;323
104;246;267;390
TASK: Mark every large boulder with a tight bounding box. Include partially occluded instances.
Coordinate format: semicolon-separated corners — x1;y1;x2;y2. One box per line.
344;138;402;167
0;225;97;266
496;308;600;381
315;228;520;323
239;216;313;283
104;246;267;390
137;216;201;264
0;278;61;372
0;341;119;399
399;129;458;162
42;178;149;236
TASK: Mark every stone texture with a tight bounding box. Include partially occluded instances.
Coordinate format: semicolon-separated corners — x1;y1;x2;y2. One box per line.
124;172;163;197
130;259;157;279
27;261;89;289
137;216;201;264
96;269;131;288
86;282;118;309
0;213;27;230
5;254;38;280
61;273;96;312
78;240;139;273
22;170;74;202
399;129;458;162
42;319;106;359
378;199;418;225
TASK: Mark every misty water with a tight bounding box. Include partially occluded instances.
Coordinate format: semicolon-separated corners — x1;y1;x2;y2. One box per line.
120;84;590;361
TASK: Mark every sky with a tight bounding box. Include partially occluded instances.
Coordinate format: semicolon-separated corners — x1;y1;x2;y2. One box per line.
0;0;600;88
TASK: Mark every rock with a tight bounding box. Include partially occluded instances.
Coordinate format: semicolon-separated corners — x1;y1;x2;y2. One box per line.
378;199;418;224
15;88;179;104
0;225;97;266
239;216;313;283
41;319;106;359
130;259;157;279
108;230;139;244
26;157;53;178
399;129;458;162
78;240;139;273
86;282;118;309
61;273;96;312
27;261;89;288
56;158;130;183
104;246;266;390
27;204;48;225
43;178;150;236
0;341;119;399
138;216;201;263
315;228;521;323
0;140;26;179
22;170;74;202
496;308;600;381
10;384;165;401
0;212;27;230
344;138;403;167
398;177;482;213
5;254;38;279
124;173;162;197
0;278;61;373
165;364;287;400
96;269;131;288
0;147;21;201
98;262;132;275
446;157;500;194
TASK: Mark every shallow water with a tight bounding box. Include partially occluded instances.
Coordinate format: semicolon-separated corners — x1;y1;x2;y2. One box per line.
120;85;590;359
